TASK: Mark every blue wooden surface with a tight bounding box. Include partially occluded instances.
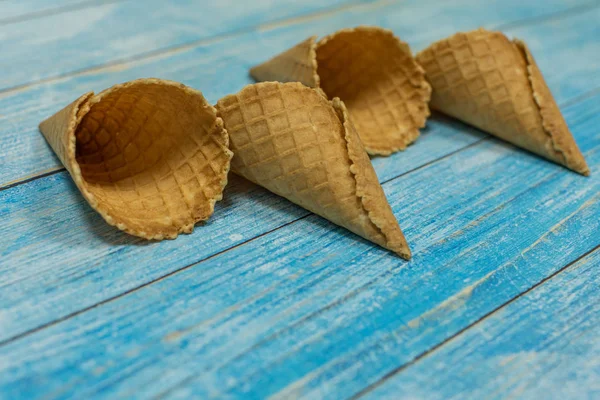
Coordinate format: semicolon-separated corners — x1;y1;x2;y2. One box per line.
0;0;102;24
365;248;600;400
0;0;372;91
0;0;599;399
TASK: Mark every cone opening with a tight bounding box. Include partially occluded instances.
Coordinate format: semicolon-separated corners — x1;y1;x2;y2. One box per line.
316;27;430;153
73;81;230;237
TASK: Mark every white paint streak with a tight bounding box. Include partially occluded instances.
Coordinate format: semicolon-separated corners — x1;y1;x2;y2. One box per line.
407;269;497;329
229;233;243;242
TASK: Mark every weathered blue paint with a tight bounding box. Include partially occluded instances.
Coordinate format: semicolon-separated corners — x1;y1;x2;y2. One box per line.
0;0;105;23
0;116;484;343
152;97;600;400
364;248;600;400
0;0;598;399
0;92;598;398
0;0;374;91
1;0;598;343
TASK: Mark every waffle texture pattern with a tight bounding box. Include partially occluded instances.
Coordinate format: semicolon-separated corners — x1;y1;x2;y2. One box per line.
416;28;589;175
39;78;232;239
250;26;431;156
217;82;411;258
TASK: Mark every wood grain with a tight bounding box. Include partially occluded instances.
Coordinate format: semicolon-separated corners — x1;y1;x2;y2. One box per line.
0;90;597;399
363;247;600;400
157;96;600;400
0;116;483;343
0;0;373;91
1;1;599;399
1;1;598;343
0;0;114;24
1;0;598;188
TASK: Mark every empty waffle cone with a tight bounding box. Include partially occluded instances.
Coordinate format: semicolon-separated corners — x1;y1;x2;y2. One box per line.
39;78;233;239
250;36;320;88
216;82;411;259
250;26;431;156
417;28;589;175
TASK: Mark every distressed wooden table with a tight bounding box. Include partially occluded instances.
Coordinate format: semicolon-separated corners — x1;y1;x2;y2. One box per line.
1;0;599;399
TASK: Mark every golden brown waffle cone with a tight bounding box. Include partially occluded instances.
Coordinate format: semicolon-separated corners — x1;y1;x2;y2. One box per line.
250;36;320;88
417;28;589;176
250;26;431;156
216;82;411;259
39;78;233;239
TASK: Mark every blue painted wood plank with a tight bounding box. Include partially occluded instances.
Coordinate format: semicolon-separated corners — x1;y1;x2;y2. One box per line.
0;2;598;399
0;0;116;24
159;97;600;400
0;89;598;399
0;0;598;188
0;0;371;91
363;248;600;400
0;117;483;344
0;1;598;344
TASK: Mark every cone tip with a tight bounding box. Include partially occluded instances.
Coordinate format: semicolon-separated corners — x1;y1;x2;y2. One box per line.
579;165;591;177
397;245;412;261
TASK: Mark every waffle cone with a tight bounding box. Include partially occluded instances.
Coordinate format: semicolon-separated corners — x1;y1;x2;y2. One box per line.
250;36;320;88
417;28;589;175
216;82;411;259
39;78;232;240
250;26;431;156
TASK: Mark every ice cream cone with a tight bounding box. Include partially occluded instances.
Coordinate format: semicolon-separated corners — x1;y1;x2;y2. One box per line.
216;82;411;259
416;28;589;176
39;78;232;240
250;26;431;156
